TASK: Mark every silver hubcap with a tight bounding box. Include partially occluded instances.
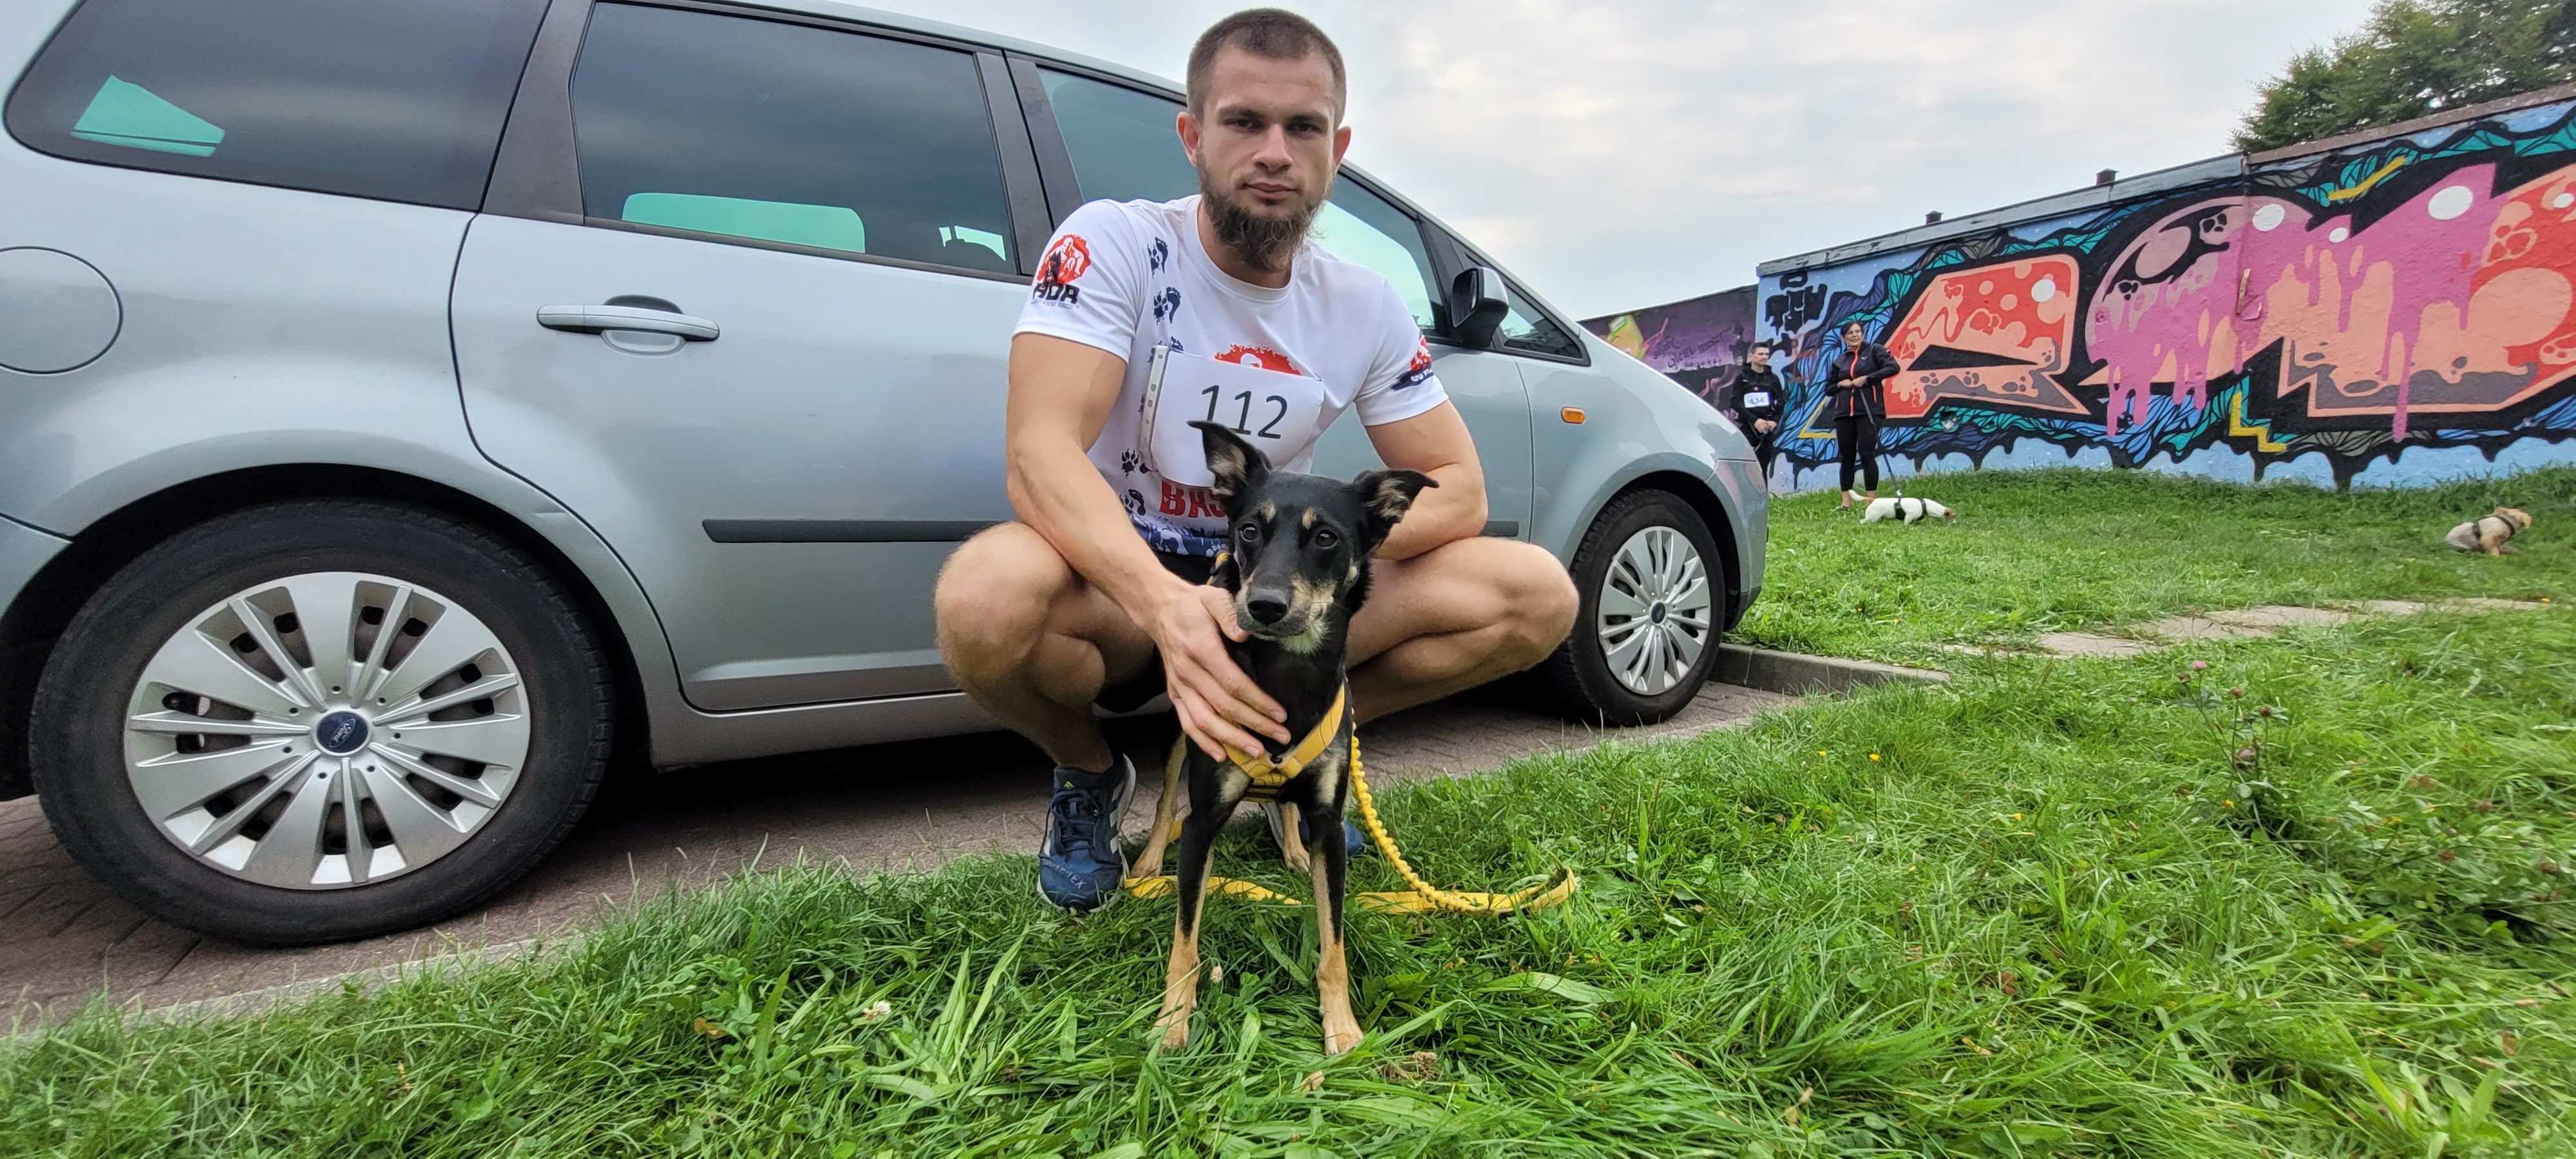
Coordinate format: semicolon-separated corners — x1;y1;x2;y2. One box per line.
1597;526;1714;697
123;572;530;889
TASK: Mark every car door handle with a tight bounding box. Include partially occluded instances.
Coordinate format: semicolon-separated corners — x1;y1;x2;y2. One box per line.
536;304;721;341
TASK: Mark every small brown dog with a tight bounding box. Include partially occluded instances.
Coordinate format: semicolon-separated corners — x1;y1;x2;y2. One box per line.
2445;507;2532;556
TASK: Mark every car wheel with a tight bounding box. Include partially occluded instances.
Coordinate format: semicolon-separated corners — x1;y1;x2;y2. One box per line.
30;500;613;946
1538;490;1724;726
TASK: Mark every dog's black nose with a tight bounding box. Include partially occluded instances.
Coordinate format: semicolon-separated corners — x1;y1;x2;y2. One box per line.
1246;591;1290;625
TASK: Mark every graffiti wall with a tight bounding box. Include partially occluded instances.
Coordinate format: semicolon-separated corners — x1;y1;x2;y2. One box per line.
1581;285;1756;408
1752;91;2576;491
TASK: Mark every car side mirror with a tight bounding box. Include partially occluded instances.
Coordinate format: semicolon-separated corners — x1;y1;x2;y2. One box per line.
1448;267;1509;350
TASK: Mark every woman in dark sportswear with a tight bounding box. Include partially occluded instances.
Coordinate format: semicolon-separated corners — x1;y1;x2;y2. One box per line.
1826;321;1897;510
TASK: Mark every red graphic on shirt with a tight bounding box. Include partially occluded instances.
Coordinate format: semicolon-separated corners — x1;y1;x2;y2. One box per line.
1215;344;1304;376
1032;235;1092;304
1159;479;1226;518
1406;340;1433;375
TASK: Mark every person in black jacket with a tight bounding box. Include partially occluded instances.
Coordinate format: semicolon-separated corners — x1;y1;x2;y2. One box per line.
1724;342;1786;481
1826;321;1898;509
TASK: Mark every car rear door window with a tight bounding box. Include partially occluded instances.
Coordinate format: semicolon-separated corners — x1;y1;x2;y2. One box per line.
1037;68;1440;331
4;0;544;210
571;5;1016;274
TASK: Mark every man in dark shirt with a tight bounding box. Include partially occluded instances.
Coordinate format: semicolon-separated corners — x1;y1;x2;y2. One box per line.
1724;343;1785;482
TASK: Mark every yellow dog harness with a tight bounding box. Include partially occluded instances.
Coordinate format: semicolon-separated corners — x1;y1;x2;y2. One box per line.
1227;684;1345;802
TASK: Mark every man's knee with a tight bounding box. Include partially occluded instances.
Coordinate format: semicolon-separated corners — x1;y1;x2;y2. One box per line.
1504;543;1580;662
934;524;1073;675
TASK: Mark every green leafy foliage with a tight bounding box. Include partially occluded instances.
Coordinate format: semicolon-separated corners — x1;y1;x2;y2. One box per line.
2235;0;2576;153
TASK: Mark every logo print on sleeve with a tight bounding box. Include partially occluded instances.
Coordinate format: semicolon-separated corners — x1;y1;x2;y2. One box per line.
1215;344;1305;376
1152;287;1182;323
1032;234;1092;305
1394;337;1436;391
1147;236;1170;274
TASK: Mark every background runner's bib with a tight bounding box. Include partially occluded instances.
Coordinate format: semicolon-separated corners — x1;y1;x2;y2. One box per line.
1142;345;1329;487
1742;390;1773;409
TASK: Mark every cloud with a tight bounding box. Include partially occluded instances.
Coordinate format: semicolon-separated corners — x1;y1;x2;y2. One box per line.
835;0;2374;316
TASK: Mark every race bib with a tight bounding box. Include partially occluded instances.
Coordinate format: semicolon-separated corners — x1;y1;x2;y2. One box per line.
1141;344;1328;487
1742;390;1772;408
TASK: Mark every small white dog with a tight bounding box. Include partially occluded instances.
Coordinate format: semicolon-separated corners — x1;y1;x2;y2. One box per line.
1862;496;1956;524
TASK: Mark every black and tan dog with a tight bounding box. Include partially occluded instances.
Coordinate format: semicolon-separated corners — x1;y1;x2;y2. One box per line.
1127;420;1433;1056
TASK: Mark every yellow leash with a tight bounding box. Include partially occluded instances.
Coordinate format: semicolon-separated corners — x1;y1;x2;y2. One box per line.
1121;731;1580;916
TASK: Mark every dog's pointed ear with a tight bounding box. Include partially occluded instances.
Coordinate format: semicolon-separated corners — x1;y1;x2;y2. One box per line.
1351;469;1437;549
1192;420;1269;505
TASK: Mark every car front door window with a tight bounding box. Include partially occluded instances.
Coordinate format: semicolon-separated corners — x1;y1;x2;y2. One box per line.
1038;68;1440;332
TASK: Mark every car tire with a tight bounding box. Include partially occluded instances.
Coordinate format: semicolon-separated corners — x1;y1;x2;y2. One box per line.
1537;490;1725;726
30;500;614;946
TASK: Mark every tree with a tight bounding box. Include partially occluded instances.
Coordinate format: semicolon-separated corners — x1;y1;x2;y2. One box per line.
2233;0;2576;153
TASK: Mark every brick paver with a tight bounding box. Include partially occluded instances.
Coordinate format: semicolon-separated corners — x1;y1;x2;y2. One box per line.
1;679;1794;1022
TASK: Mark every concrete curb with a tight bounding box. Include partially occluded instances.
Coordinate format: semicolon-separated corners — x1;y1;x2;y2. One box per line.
1714;643;1948;695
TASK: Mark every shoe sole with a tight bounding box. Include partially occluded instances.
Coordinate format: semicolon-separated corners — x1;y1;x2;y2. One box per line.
1036;754;1137;913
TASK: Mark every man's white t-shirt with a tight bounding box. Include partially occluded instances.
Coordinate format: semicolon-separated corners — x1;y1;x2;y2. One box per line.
1012;196;1448;558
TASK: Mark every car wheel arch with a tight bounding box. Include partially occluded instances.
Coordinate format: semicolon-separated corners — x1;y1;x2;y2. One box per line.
1543;461;1747;629
0;464;658;800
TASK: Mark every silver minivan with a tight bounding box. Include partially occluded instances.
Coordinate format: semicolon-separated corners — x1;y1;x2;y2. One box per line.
0;0;1766;944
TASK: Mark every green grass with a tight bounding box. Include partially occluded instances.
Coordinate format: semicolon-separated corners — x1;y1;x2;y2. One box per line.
1739;466;2576;664
6;471;2576;1157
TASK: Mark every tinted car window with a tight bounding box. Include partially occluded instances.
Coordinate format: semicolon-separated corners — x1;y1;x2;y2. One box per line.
1039;68;1200;206
1310;181;1441;332
573;5;1016;272
1501;284;1584;359
4;0;544;210
1039;70;1439;331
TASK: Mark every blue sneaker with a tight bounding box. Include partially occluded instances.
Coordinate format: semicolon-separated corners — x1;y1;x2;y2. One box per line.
1037;755;1135;912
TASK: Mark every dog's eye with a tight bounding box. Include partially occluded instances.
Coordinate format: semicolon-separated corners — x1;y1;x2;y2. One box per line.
1312;529;1339;549
1237;522;1260;542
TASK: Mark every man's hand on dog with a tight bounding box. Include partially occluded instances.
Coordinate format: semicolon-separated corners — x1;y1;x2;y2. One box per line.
1148;580;1289;760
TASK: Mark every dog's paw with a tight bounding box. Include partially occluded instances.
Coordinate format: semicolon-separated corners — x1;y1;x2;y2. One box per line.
1157;1017;1192;1051
1322;1026;1363;1057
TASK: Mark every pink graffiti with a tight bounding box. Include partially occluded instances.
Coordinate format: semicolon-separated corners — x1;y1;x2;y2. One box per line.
2081;167;2559;442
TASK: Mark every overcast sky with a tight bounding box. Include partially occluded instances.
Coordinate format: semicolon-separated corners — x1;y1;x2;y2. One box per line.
853;0;2378;319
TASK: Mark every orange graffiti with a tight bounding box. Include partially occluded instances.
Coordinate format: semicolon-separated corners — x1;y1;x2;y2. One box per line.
1882;256;2085;418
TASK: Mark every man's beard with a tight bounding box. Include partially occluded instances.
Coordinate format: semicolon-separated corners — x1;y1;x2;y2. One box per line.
1199;164;1325;274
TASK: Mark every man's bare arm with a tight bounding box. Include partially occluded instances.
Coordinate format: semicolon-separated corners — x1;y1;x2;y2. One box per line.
1004;334;1180;617
1003;333;1287;756
1359;401;1487;560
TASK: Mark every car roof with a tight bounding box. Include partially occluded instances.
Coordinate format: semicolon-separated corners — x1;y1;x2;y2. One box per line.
731;0;1187;95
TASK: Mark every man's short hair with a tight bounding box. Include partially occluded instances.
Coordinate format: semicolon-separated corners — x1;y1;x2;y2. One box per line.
1186;8;1347;121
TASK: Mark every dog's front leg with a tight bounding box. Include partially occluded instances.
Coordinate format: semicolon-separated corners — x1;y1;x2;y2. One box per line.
1130;735;1187;880
1155;803;1224;1051
1305;809;1362;1056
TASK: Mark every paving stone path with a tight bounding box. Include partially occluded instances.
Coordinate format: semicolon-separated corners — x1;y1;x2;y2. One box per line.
1964;597;2560;660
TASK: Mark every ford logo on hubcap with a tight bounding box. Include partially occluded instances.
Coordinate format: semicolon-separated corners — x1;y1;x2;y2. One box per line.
316;711;370;755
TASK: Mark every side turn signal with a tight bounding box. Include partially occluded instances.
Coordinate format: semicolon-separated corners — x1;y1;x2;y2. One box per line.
1560;407;1586;424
